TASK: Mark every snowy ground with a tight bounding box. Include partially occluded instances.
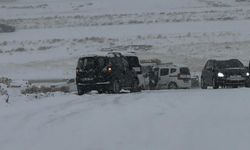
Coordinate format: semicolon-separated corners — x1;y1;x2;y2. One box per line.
1;88;250;150
1;0;250;149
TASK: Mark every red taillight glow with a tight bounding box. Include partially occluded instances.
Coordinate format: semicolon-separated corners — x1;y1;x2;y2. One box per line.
108;67;112;71
106;65;112;74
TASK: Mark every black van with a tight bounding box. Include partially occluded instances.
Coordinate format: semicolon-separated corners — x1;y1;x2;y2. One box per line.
76;53;140;95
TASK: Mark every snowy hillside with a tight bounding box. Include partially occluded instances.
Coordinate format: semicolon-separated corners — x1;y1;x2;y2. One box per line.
1;0;250;79
1;0;250;150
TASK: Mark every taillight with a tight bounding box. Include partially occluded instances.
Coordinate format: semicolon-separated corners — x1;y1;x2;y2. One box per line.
178;74;191;80
106;65;112;74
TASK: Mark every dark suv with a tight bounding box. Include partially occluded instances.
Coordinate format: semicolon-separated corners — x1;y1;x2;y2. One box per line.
76;53;140;95
201;59;250;89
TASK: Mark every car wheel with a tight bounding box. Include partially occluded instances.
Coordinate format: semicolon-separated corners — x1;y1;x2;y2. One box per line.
111;80;120;94
77;86;85;95
168;82;178;89
98;89;105;94
131;79;141;93
232;85;238;88
201;78;207;89
212;79;219;89
245;82;250;88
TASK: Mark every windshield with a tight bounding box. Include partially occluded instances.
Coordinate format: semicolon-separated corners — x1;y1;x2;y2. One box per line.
216;60;244;69
78;57;108;70
180;67;190;75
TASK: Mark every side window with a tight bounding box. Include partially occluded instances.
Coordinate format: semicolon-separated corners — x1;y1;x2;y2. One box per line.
77;59;83;68
122;57;129;69
205;61;213;70
204;62;209;69
160;68;169;76
170;68;177;74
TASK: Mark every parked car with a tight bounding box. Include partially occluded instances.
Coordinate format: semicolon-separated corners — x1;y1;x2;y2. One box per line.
201;59;250;89
153;63;191;89
0;24;15;33
139;63;157;89
76;52;140;95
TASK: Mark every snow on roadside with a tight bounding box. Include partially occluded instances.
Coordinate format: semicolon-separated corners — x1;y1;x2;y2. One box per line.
1;88;250;150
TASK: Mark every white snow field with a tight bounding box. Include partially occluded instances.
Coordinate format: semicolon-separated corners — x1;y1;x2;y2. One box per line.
1;89;250;150
1;0;250;149
1;0;250;79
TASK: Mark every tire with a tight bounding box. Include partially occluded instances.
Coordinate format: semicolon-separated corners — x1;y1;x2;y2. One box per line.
98;89;105;94
232;85;238;88
245;82;250;88
212;79;219;89
201;78;207;89
77;85;85;95
168;82;178;89
131;79;141;93
111;80;120;94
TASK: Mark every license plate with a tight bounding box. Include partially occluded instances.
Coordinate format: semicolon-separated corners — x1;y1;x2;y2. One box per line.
229;75;243;80
180;75;191;78
83;78;93;81
230;75;242;78
230;75;241;78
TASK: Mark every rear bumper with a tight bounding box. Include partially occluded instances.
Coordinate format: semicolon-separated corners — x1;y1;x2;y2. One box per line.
76;79;111;91
176;80;191;88
77;81;111;86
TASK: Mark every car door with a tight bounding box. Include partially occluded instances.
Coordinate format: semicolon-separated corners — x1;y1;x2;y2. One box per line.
203;61;214;85
158;68;170;89
121;57;133;87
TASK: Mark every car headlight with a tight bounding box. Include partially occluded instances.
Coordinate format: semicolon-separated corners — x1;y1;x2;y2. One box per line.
246;72;250;76
217;72;224;77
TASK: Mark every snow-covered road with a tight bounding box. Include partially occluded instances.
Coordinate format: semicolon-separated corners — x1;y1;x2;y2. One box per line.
1;88;250;150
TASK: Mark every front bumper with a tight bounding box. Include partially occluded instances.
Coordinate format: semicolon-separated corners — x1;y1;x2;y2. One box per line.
217;77;246;86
